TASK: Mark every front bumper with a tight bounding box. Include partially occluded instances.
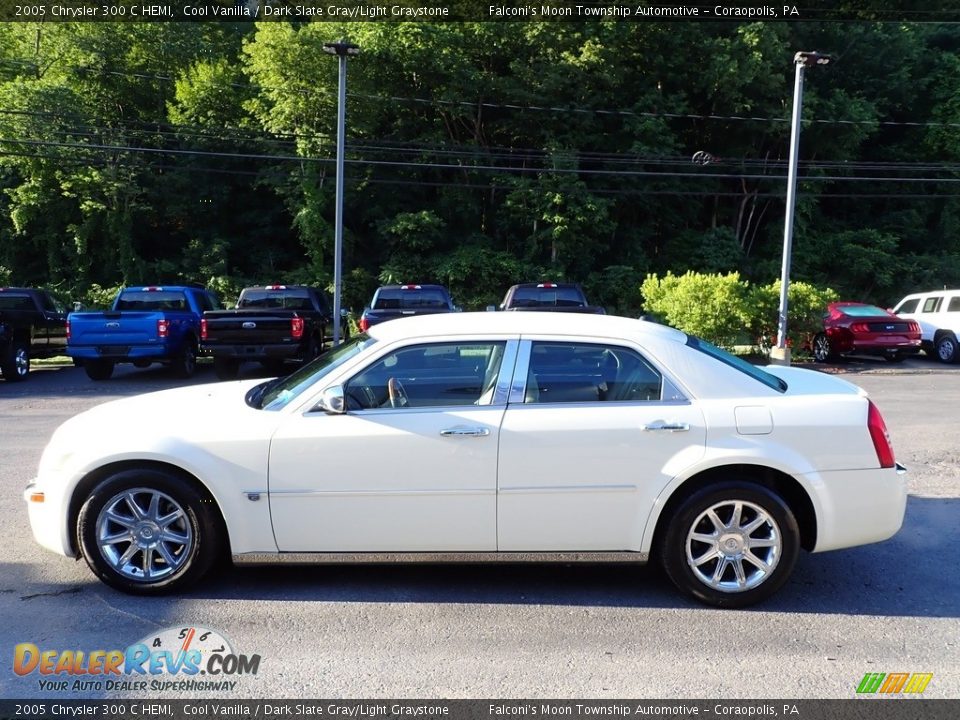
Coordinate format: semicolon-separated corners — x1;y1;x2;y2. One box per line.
24;478;76;558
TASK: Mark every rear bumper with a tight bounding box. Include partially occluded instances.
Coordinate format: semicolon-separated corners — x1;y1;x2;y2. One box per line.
810;463;908;552
203;343;301;360
67;344;178;362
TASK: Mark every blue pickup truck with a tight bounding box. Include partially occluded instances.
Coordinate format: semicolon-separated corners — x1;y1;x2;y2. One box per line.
67;286;219;381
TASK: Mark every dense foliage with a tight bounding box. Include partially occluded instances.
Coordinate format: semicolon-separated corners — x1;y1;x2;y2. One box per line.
641;272;838;351
1;21;959;314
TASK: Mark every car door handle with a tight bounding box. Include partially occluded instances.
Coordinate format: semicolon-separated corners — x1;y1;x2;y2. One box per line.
440;427;490;437
643;421;690;432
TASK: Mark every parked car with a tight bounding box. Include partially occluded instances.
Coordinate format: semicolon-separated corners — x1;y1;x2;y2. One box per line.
891;289;960;363
497;282;605;314
67;285;219;380
811;302;921;363
0;287;69;381
25;312;907;607
201;284;348;380
358;284;457;332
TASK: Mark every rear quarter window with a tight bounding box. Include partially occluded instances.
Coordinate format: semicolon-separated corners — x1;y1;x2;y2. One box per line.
685;337;787;393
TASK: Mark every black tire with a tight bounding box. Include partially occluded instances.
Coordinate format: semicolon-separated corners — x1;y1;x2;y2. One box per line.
76;468;222;595
812;333;833;363
170;338;198;378
213;357;240;380
84;359;115;381
1;340;30;382
659;481;800;608
935;333;959;364
301;333;321;363
261;359;286;376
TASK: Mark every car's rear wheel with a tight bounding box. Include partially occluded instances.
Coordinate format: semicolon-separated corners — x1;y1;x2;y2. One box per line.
77;468;222;594
171;339;198;378
1;340;30;381
936;333;958;364
84;359;115;381
812;333;833;363
659;482;800;608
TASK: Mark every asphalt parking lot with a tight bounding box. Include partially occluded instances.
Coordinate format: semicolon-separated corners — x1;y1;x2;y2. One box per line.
1;356;958;700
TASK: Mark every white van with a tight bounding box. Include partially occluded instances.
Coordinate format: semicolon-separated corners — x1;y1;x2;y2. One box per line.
892;289;960;363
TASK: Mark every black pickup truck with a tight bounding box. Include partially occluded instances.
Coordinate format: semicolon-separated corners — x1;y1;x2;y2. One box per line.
498;282;605;314
358;284;458;332
0;287;69;381
201;284;347;380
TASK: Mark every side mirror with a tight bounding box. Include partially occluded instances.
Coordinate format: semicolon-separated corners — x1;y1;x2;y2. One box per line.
486;305;497;312
315;385;346;414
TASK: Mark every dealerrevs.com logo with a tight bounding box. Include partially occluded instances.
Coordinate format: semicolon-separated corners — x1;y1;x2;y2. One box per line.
856;672;933;695
13;626;260;693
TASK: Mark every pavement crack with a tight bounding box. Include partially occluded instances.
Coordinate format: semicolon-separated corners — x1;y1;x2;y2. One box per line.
89;590;165;628
20;586;84;600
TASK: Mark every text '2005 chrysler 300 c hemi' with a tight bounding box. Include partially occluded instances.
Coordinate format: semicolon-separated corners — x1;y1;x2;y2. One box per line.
25;312;907;607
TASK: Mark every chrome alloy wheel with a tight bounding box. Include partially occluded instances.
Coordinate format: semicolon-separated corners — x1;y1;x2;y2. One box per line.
813;334;831;362
13;346;29;377
95;488;193;582
685;500;782;593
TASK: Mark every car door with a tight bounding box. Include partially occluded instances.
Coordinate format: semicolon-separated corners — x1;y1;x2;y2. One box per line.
268;338;517;552
497;338;706;552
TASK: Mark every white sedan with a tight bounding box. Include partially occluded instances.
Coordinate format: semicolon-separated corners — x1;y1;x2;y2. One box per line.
25;312;907;607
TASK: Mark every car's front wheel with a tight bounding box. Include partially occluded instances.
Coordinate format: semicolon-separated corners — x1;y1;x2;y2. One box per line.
77;468;222;594
659;482;800;608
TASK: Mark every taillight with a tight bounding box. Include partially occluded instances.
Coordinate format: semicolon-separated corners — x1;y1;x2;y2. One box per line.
867;400;895;469
850;322;870;333
291;316;304;339
359;316;369;332
200;318;208;340
157;319;170;339
66;319;71;341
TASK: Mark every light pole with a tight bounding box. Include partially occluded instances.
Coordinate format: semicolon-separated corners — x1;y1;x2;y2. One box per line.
323;39;359;345
772;50;831;365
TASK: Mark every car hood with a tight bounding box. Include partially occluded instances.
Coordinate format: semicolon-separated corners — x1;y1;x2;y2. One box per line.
43;379;279;469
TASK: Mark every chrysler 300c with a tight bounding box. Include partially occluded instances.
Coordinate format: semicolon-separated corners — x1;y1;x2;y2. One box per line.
25;312;907;607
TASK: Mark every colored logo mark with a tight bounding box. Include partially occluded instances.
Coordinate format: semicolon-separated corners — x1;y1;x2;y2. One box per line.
856;672;933;694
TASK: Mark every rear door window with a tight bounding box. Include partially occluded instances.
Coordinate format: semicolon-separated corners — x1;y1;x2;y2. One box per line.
523;342;663;404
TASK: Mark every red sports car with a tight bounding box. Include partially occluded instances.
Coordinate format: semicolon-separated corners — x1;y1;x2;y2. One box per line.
813;302;921;363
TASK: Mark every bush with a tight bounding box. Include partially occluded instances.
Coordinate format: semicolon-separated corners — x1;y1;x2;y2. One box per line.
640;272;838;354
747;281;839;354
640;272;750;349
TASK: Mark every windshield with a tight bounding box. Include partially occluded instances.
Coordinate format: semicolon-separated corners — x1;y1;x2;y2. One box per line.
838;304;888;317
373;289;449;309
251;334;376;411
686;336;787;393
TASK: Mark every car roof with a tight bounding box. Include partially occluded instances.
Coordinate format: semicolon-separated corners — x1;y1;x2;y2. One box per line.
365;311;688;344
